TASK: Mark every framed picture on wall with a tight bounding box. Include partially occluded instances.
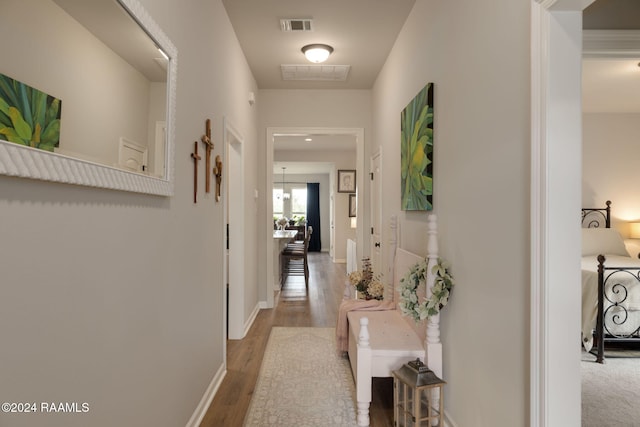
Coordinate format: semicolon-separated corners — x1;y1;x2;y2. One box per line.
338;169;356;193
349;194;357;217
401;82;433;210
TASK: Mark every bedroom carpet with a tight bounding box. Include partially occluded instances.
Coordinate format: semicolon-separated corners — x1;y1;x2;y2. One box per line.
582;350;640;426
243;327;359;427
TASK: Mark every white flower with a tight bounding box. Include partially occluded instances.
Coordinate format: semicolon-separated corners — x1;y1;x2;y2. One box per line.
367;280;385;298
348;271;363;286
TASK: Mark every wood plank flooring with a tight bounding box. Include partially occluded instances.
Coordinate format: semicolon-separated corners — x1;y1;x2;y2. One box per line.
199;252;394;427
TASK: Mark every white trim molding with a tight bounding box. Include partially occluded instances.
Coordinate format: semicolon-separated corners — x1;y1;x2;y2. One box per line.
583;30;640;58
184;364;226;427
530;4;548;426
531;0;593;426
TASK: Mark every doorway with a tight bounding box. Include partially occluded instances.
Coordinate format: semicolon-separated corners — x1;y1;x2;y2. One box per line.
531;1;593;425
265;127;365;309
224;118;245;341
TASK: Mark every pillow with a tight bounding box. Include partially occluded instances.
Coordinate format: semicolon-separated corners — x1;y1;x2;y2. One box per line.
581;228;629;257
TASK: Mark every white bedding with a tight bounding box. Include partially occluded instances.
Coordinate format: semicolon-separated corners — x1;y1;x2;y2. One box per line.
581;254;640;351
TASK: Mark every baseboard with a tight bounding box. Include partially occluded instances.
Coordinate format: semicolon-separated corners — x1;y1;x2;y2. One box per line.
335;258;346;263
444;410;458;427
185;364;226;427
243;303;261;338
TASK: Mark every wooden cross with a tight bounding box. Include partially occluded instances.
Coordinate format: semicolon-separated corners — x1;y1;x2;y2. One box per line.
201;119;214;193
213;154;223;202
190;141;201;203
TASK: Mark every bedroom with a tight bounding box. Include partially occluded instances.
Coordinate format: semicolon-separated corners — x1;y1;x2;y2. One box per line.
582;1;640;230
580;0;640;423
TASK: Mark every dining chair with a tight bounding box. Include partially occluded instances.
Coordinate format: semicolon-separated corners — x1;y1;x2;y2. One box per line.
280;227;312;288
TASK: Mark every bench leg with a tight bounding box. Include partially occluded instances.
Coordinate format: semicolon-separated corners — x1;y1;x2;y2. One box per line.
357;401;370;426
356;317;372;426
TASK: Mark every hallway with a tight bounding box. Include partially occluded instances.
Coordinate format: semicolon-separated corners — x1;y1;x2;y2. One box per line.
200;252;394;426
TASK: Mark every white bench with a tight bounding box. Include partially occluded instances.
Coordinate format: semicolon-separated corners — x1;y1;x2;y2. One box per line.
346;215;443;426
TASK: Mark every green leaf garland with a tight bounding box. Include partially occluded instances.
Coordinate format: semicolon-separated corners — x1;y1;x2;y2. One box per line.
398;257;455;322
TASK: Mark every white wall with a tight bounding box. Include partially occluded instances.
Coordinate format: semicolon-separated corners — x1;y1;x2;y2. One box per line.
583;112;640;256
583;113;640;226
1;0;159;167
373;1;530;425
0;1;258;426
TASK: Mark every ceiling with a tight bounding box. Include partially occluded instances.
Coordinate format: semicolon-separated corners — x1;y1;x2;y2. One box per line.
222;0;639;101
221;0;415;174
274;134;355;152
273;161;336;175
583;0;640;29
223;0;640;174
221;0;417;90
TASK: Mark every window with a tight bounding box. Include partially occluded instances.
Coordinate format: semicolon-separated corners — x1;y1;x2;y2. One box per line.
291;188;307;217
273;185;306;220
273;188;284;217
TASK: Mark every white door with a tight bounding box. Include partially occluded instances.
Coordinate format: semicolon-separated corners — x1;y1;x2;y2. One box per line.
370;151;382;281
330;192;335;259
118;137;148;173
224;119;245;340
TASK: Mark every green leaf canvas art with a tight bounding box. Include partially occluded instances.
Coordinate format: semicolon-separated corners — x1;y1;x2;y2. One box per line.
0;73;62;152
401;83;433;210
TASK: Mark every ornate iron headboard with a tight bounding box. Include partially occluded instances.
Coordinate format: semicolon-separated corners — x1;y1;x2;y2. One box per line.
581;200;611;228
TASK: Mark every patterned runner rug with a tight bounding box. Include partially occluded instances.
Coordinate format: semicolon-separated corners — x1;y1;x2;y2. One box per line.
243;327;359;426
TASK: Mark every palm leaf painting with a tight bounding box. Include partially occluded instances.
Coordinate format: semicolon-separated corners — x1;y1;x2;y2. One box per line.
0;73;61;152
401;83;433;211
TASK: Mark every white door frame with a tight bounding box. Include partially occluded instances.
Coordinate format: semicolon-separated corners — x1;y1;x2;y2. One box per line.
370;149;383;281
265;127;365;308
224;118;245;341
531;1;595;425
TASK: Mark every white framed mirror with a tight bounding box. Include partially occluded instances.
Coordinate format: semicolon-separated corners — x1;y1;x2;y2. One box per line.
0;0;177;196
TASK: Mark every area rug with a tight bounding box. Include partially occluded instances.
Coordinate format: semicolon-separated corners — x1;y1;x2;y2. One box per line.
243;327;359;427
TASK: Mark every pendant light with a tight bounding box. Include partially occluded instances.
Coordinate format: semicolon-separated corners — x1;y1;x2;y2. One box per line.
282;167;290;200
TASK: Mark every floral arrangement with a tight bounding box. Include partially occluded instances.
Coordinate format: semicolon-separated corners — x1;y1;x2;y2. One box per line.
348;257;385;300
398;257;455;322
276;217;289;230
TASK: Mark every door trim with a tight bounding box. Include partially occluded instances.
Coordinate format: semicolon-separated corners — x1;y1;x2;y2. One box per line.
531;1;594;425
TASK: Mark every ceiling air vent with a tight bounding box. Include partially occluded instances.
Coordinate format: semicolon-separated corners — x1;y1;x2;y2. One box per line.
281;65;350;82
280;18;313;32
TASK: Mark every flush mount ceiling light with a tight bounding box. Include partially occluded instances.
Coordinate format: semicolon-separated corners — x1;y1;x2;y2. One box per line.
301;44;333;63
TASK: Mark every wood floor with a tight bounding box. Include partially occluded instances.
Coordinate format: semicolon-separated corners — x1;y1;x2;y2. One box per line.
199;252;394;427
